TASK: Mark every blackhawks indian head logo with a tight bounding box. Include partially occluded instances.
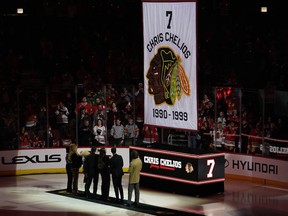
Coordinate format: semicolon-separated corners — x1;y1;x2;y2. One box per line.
146;47;190;105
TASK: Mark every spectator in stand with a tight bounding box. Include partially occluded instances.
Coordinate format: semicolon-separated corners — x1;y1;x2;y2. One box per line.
134;83;144;139
135;83;144;97
226;96;237;116
110;102;119;114
228;110;240;127
142;125;158;147
107;102;120;130
217;111;227;127
19;126;31;148
25;114;38;133
241;120;251;154
198;115;204;130
248;123;262;154
122;102;133;125
223;121;237;152
264;116;273;137
78;106;91;129
93;119;106;146
78;119;94;147
241;110;248;123
110;119;125;147
200;94;210;116
203;100;214;118
76;96;92;115
198;120;212;150
106;83;119;109
206;115;215;129
29;132;42;148
55;101;69;139
91;97;106;126
44;125;55;148
63;91;75;119
210;121;224;150
124;117;139;146
120;87;133;107
266;121;278;140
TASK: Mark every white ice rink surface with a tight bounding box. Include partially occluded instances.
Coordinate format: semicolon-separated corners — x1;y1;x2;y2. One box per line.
0;173;288;216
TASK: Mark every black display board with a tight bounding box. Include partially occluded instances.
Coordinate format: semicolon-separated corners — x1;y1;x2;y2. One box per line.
130;146;225;196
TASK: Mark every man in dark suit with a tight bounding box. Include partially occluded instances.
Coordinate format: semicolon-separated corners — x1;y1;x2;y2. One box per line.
83;146;100;198
110;147;124;203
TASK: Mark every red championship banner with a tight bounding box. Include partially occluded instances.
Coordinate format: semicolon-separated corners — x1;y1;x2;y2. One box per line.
143;1;198;130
